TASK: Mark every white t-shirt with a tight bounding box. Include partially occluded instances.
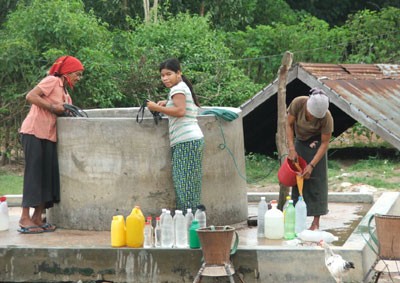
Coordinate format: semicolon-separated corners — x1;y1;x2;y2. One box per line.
166;81;204;147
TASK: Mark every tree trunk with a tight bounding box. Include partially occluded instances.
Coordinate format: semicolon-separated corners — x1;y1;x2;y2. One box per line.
276;51;293;210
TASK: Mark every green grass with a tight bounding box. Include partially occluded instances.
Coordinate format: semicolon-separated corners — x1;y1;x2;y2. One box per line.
1;155;399;195
246;153;400;190
0;168;23;195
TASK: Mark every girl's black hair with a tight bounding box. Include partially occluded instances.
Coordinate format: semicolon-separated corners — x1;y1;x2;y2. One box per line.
159;58;200;107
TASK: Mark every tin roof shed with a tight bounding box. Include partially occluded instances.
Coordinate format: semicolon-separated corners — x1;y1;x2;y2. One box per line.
240;63;400;155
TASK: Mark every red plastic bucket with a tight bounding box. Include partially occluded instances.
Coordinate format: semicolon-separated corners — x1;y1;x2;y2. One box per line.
277;156;307;187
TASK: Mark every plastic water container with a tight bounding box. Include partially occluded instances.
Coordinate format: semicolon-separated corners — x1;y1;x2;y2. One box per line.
295;196;307;234
0;196;9;231
144;216;153;248
161;210;174;247
111;215;126;247
264;200;284;239
126;206;145;248
185;208;194;246
160;208;167;225
284;200;296;240
174;210;187;248
282;195;291;217
154;216;162;247
195;204;206;228
257;197;268;238
297;230;338;243
189;219;201;248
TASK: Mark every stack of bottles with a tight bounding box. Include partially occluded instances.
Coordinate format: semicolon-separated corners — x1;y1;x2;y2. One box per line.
110;204;206;249
256;196;308;240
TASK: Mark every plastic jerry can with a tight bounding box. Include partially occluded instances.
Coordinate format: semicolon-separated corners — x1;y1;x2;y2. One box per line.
126;206;145;248
111;215;126;247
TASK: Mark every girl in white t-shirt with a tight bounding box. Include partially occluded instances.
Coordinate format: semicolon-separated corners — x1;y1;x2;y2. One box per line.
147;58;204;212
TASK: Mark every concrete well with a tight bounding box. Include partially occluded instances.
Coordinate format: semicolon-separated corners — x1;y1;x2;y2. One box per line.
47;107;248;230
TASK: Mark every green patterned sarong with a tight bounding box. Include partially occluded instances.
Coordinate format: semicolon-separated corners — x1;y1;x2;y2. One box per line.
171;138;204;212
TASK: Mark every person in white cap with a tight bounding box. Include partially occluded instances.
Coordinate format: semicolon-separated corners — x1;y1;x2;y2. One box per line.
286;88;334;230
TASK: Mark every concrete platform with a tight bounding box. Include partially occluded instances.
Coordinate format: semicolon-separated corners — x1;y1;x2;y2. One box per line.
0;192;399;283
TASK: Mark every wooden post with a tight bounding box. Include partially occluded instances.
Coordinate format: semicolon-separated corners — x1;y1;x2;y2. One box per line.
276;51;293;210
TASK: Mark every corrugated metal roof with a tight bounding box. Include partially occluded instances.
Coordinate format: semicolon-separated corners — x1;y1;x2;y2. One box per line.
241;63;400;154
300;63;400;148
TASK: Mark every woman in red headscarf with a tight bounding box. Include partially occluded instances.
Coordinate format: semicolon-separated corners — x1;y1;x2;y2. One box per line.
18;56;84;234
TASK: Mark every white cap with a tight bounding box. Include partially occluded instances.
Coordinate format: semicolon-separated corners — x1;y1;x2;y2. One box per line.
307;88;329;118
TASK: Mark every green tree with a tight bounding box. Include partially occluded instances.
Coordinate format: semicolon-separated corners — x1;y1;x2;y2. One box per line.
0;0;124;163
120;13;262;106
225;15;347;83
344;7;400;63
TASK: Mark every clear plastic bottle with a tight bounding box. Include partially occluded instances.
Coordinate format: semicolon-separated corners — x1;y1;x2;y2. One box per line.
282;195;291;216
174;210;187;248
185;208;194;246
195;204;206;228
264;200;284;239
257;197;268;238
295;196;308;234
154;216;162;247
143;216;153;248
161;210;174;248
284;200;296;240
0;196;9;231
160;208;167;225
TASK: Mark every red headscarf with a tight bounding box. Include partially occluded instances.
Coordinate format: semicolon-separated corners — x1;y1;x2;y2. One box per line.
48;56;84;88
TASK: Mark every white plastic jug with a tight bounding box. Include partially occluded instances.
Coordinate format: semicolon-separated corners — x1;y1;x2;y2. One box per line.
0;196;9;231
264;200;284;239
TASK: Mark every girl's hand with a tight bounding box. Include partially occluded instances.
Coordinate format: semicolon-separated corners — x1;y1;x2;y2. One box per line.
146;100;158;112
157;100;167;107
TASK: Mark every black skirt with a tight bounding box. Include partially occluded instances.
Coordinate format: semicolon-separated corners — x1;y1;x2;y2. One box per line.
21;134;60;209
291;135;329;216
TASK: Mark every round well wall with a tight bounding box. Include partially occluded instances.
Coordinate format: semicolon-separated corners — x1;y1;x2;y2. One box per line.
48;107;248;230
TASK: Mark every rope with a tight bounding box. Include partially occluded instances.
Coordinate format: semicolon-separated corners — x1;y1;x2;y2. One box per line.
202;108;279;183
202;109;248;181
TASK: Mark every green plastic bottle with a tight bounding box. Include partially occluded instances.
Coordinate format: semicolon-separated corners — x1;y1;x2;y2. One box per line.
189;219;201;248
284;200;296;240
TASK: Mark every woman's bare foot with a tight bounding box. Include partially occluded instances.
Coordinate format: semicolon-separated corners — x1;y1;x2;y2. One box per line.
19;218;44;233
309;216;320;230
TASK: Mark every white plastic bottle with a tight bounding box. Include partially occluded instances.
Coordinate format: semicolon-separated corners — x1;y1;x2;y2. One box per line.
295;196;308;234
0;196;9;231
154;216;162;247
143;216;153;248
195;204;206;228
257;197;268;238
160;208;167;225
161;210;174;247
264;200;284;239
185;208;194;246
174;210;187;248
